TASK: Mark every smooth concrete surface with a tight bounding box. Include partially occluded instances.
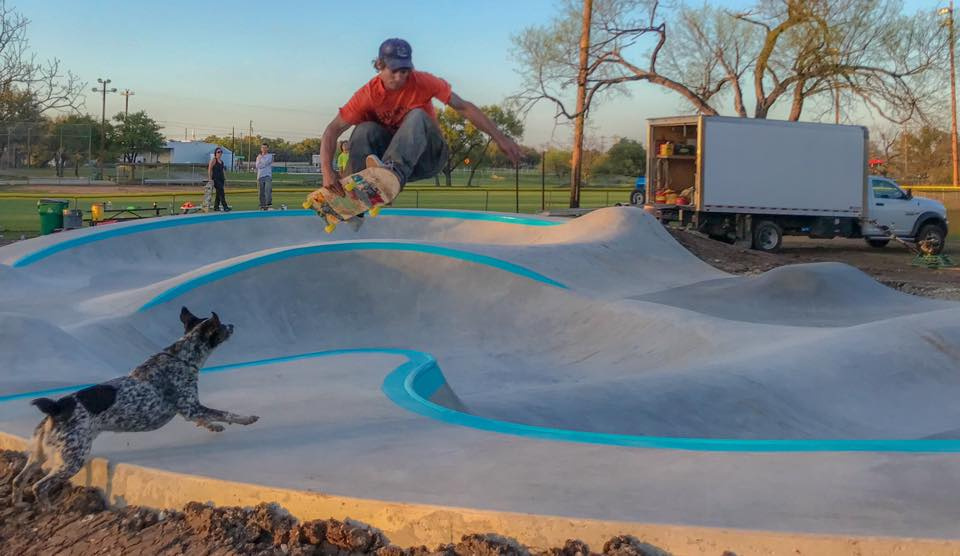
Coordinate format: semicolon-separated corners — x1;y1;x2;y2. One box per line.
1;207;959;552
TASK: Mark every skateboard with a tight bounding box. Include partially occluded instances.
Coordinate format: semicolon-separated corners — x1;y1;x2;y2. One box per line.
302;165;401;233
202;181;214;213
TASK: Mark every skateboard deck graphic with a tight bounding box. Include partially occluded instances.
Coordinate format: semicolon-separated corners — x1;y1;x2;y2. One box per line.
303;166;401;233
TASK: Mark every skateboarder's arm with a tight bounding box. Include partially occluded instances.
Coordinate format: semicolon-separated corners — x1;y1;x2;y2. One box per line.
207;158;214;181
448;93;522;164
321;115;352;195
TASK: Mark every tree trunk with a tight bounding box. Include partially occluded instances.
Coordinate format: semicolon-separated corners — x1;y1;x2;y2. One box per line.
467;140;492;187
569;0;593;209
788;79;806;121
444;169;452;186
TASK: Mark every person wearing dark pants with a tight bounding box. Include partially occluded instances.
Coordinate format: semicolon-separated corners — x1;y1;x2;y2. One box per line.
319;38;521;197
207;147;230;211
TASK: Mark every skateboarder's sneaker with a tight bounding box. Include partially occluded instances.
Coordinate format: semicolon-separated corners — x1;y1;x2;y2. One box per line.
365;155;405;187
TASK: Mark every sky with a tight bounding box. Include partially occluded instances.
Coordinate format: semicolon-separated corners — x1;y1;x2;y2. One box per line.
18;0;943;148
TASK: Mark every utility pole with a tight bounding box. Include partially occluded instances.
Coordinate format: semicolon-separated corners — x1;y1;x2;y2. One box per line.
120;89;135;116
231;127;236;171
91;78;117;173
248;120;253;171
941;2;959;188
569;0;593;209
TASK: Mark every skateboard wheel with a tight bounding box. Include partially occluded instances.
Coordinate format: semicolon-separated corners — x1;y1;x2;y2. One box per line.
324;223;336;233
302;200;312;209
344;182;355;192
369;206;381;217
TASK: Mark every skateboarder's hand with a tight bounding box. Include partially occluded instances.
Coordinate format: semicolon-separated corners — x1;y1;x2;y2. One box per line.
324;171;346;197
496;135;523;166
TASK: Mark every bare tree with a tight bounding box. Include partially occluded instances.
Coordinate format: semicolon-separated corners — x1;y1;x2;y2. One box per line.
512;0;947;126
0;0;85;119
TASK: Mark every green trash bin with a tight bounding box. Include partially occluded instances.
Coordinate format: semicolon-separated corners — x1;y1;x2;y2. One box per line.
38;199;69;235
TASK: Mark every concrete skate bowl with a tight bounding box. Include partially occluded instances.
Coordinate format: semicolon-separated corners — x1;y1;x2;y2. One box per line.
2;207;960;551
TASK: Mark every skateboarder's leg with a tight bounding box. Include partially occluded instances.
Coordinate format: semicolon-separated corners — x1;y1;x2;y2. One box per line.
382;109;449;184
348;122;393;174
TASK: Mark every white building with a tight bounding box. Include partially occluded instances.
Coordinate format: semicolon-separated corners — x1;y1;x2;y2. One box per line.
156;141;235;168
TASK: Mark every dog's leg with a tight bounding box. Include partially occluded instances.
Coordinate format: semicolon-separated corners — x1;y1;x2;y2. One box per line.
11;455;42;506
32;441;88;511
178;387;258;431
197;406;259;426
11;420;50;505
184;404;259;431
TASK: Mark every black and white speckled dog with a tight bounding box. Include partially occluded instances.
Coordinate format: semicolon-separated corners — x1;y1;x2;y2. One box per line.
10;307;259;507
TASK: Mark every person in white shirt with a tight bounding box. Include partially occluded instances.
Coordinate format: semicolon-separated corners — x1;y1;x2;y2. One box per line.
255;142;274;210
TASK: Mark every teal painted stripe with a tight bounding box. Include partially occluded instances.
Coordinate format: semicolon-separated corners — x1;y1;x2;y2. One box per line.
0;349;425;404
3;348;958;452
137;241;568;311
11;209;560;268
380;354;960;454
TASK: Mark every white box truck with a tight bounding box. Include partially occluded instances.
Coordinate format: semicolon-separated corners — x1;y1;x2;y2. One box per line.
644;116;949;253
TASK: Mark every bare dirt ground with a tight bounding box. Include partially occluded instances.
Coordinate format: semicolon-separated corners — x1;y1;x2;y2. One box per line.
667;229;960;301
0;451;671;556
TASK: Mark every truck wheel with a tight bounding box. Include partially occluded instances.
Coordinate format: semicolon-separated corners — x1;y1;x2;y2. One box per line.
865;238;889;248
630;190;645;205
752;220;783;252
916;223;946;255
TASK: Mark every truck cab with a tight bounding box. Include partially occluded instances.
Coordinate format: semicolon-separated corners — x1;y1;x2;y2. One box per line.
862;176;949;251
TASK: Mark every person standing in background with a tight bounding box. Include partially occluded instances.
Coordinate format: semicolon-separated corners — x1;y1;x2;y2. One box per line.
336;141;350;174
207;147;230;211
255;142;274;210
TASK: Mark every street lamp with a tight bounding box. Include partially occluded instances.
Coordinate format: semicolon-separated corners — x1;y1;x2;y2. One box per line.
91;78;117;173
940;3;959;188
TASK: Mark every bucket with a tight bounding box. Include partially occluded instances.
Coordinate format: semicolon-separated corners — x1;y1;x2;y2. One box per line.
91;203;104;222
63;209;83;230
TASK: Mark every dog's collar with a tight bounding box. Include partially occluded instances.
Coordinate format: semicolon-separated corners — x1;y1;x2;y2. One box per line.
160;351;201;370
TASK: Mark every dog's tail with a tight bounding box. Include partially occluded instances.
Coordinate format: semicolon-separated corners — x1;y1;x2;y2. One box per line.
31;396;77;421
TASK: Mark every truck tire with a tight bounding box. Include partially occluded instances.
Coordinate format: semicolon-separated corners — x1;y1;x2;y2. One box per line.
916;223;946;255
752;220;783;252
630;190;645;205
865;238;889;248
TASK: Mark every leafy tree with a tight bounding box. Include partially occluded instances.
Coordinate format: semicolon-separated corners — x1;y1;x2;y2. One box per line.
592;138;645;177
292;137;322;161
110;111;165;163
465;106;524;185
0;88;41;123
544;149;572;178
36;114;98;173
437;106;485;186
485;144;541;169
872;124;951;185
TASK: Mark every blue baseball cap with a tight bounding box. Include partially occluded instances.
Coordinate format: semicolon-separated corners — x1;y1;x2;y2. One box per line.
378;38;413;71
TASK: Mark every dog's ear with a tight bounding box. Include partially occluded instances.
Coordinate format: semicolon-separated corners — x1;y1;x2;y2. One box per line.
210;312;221;326
180;306;196;324
180;306;202;333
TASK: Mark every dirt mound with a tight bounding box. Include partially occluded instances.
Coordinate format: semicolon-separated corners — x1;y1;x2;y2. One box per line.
0;450;679;556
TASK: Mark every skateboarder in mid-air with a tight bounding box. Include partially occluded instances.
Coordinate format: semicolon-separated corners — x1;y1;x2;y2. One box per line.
319;38;523;198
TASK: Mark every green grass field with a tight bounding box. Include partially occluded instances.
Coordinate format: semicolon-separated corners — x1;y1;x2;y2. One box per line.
0;184;633;236
1;173;956;243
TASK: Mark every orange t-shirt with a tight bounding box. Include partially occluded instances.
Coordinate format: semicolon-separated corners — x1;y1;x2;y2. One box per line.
339;71;452;131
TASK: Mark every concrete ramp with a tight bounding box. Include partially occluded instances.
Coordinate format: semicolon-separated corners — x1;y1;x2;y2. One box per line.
1;207;959;544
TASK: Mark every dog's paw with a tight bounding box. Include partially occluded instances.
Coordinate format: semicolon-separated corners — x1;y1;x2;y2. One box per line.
200;422;224;432
238;415;259;425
